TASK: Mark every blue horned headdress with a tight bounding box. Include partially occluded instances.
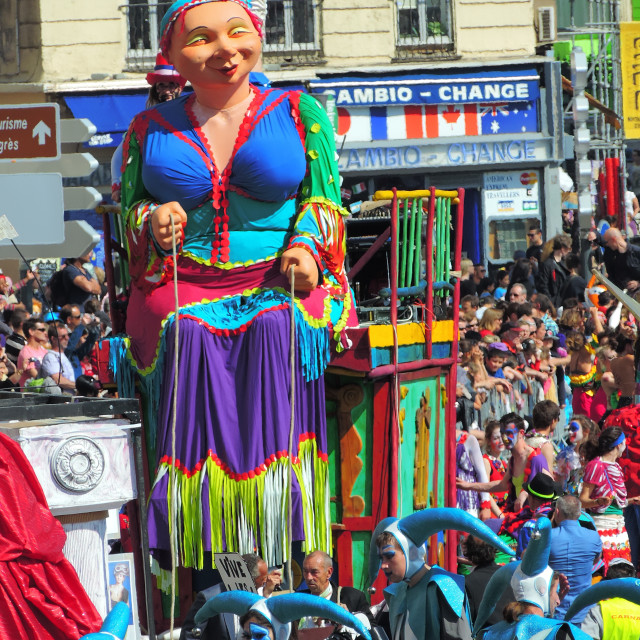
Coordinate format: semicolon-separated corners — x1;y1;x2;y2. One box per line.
474;518;555;634
369;507;515;585
194;591;372;640
79;602;130;640
563;577;640;621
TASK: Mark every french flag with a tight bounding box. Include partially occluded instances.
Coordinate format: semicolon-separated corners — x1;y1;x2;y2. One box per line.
337;104;482;142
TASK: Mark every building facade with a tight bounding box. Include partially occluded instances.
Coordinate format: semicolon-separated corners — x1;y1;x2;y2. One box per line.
1;0;623;263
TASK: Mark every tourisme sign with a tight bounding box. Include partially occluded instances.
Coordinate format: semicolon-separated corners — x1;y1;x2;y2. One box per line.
0;103;60;161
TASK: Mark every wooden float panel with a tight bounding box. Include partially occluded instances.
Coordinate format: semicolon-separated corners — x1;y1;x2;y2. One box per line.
325;365;451;600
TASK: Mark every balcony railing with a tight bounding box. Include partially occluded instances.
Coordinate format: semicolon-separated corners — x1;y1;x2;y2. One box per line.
122;0;173;71
123;0;321;71
395;0;455;61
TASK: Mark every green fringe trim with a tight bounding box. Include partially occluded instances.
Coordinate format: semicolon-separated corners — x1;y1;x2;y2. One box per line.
155;438;331;569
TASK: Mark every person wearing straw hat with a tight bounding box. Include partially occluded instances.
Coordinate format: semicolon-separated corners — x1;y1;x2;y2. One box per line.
116;0;356;574
370;507;515;640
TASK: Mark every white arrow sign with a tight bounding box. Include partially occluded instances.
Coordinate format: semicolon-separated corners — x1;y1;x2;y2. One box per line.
32;120;52;145
63;186;102;211
0;220;100;259
0;152;98;178
0;173;64;246
61;118;97;144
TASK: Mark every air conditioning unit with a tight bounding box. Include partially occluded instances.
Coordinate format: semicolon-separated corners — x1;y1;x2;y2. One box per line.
536;4;557;43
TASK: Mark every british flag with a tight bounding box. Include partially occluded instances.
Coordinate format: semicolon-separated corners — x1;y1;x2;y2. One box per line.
336;101;538;142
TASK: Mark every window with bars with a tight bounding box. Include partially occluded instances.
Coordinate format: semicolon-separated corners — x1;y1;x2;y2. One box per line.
396;0;454;59
124;0;173;69
124;0;320;69
263;0;320;62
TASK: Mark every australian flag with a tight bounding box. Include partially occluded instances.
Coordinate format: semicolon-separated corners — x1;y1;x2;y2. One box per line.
479;101;538;135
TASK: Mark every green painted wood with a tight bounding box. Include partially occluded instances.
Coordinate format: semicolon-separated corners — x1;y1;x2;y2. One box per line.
414;198;423;287
351;532;370;594
325;390;340;523
351;382;373;516
400;199;409;288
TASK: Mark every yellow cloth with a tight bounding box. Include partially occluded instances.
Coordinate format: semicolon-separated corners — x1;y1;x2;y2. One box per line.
601;597;640;639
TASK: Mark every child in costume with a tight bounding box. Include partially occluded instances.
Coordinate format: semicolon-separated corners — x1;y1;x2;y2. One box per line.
118;0;356;569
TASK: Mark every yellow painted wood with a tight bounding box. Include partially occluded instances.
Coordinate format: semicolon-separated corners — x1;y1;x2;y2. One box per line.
368;320;454;347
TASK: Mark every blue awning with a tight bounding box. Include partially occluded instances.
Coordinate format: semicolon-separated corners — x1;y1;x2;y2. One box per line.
64;93;149;147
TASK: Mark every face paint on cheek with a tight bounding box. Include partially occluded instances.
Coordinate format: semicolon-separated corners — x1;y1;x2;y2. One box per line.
378;545;396;562
568;421;582;443
503;429;517;448
248;623;270;640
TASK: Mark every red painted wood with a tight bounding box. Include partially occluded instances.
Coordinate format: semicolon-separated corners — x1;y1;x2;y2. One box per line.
342;517;375;530
425;187;437;359
368;358;454;379
101;210;122;334
335;530;354;587
446;189;465;572
372;380;392;519
389;189;400;517
328;328;372;372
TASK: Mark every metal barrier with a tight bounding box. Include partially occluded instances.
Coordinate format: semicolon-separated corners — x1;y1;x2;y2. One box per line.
475;376;557;428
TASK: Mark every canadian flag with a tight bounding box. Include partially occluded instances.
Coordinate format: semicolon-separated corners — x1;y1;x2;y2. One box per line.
337;104;482;142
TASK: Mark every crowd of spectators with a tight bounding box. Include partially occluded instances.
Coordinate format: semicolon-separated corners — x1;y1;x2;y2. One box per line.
0;254;111;397
453;222;640;635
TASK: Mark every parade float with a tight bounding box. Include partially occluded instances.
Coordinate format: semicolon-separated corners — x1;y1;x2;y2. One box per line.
96;185;465;629
0;181;463;639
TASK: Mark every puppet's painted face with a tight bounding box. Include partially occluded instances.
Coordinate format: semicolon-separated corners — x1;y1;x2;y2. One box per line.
168;2;261;91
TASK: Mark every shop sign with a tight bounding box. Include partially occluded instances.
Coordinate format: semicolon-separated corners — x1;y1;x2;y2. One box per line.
338;138;550;172
620;23;640;139
482;170;540;217
309;70;540;107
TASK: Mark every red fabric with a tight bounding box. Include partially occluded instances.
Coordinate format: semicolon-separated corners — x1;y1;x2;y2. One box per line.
0;433;102;639
604;405;640;497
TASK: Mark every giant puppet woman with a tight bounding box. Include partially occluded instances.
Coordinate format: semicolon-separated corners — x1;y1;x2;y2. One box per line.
119;0;355;568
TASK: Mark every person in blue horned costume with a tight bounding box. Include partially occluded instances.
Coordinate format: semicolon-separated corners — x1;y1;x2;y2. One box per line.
79;602;130;640
370;507;515;640
192;590;372;640
470;518;640;640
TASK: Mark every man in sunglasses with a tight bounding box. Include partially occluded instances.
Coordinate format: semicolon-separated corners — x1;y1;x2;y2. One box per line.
42;323;76;394
59;304;100;379
17;317;48;390
525;224;543;266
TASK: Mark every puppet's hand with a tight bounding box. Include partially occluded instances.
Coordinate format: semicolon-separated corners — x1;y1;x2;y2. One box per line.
151;202;188;252
281;247;319;292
